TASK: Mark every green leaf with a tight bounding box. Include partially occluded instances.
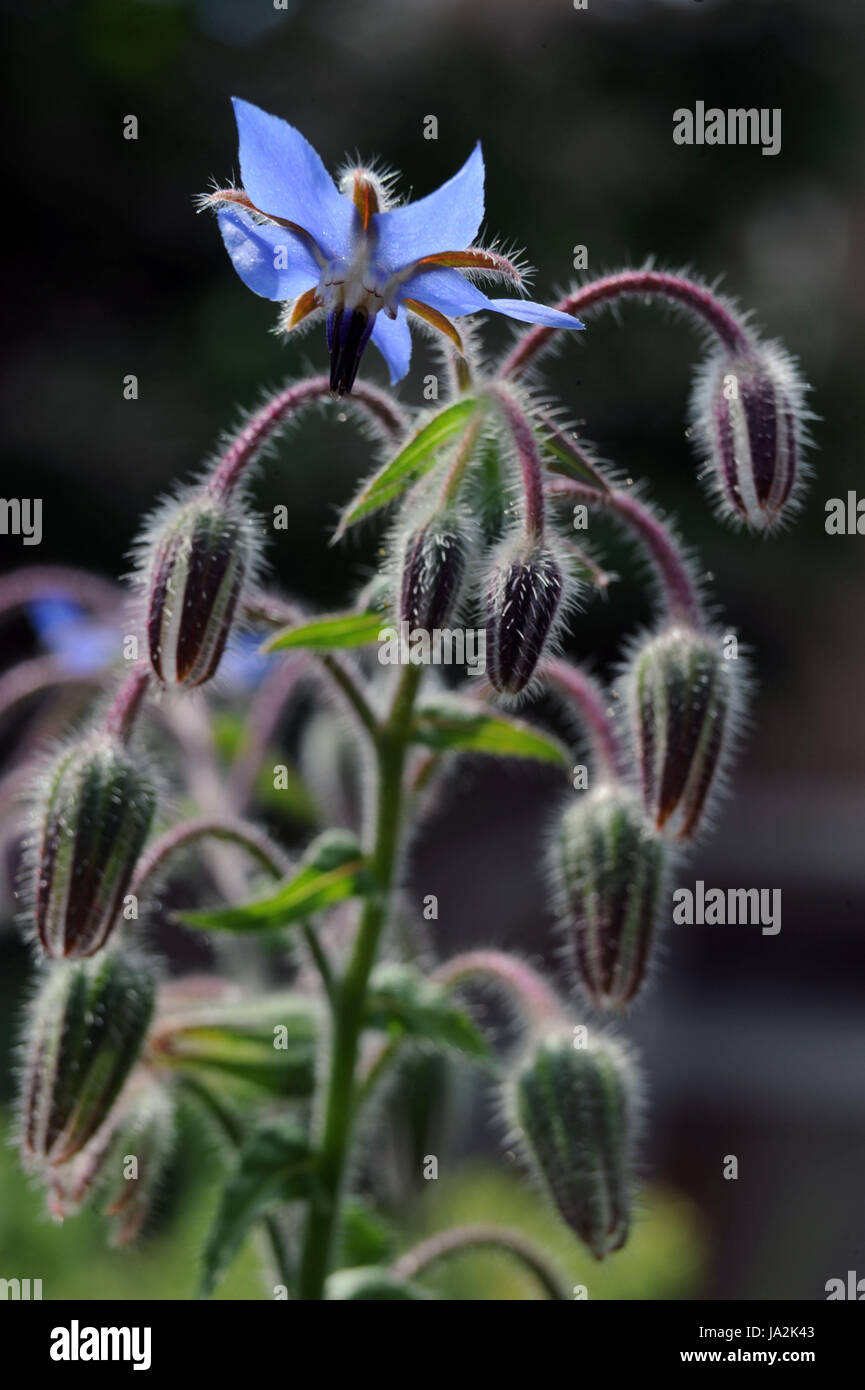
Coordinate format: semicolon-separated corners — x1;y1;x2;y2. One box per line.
338;1198;397;1269
180;829;372;932
264;610;385;654
412;697;568;766
199;1119;316;1296
152;995;320;1098
366;963;491;1060
336;399;479;534
541;423;611;492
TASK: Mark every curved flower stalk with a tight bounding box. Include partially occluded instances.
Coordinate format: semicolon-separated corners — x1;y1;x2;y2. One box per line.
4;104;815;1300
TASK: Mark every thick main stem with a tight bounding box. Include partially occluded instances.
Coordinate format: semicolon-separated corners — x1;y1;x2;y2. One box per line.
297;663;422;1299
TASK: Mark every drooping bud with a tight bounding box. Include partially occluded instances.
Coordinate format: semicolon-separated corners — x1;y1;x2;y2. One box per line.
20;951;157;1167
551;784;666;1010
507;1030;639;1259
29;733;156;959
485;538;566;695
626;624;736;840
691;341;809;531
141;491;255;687
100;1085;175;1246
399;514;470;632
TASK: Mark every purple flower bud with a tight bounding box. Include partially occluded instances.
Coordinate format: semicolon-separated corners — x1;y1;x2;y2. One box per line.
551;784;666;1010
29;734;156;959
691;342;809;531
485;538;566;695
20;951;156;1167
399;515;470;632
142;492;255;688
627;624;737;840
507;1030;639;1259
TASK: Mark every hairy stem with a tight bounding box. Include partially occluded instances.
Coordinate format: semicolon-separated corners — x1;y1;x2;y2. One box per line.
207;377;407;499
501;269;750;379
542;658;622;779
297;663;422;1299
131;815;334;1002
102;665;150;744
391;1224;570;1300
488;384;547;540
433;950;565;1028
549;476;703;627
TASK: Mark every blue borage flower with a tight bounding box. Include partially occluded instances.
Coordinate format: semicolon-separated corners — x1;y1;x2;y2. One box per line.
202;99;584;395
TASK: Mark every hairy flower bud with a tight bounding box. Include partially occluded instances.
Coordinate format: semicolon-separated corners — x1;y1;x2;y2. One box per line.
399;514;470;632
691;341;809;531
507;1030;638;1259
100;1085;175;1246
485;538;566;695
29;734;156;959
20;952;157;1167
551;784;665;1010
142;492;255;687
627;624;736;840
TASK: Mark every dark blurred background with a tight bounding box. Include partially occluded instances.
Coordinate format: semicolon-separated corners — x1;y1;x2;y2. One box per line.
1;0;864;1299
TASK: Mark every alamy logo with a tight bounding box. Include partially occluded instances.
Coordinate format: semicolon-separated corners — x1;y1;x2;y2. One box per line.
673;102;781;157
378;622;486;675
0;1277;42;1299
0;498;42;546
50;1321;152;1371
672;881;782;935
826;1271;865;1300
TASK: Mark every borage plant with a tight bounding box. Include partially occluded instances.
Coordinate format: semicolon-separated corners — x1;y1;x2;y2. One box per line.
6;99;811;1300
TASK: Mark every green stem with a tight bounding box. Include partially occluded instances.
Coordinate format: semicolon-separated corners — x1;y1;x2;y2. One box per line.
297;663;422;1299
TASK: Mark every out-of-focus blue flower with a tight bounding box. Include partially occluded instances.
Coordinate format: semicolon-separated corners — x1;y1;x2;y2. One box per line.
204;99;584;394
220;629;279;694
28;597;118;675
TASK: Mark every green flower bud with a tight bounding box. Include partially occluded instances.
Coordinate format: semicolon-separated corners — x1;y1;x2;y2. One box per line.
29;734;156;959
20;952;157;1167
100;1085;175;1246
141;491;256;688
627;624;737;840
551;784;666;1011
507;1030;639;1259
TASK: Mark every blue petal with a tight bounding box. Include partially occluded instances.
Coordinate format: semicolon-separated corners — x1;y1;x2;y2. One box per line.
371;308;413;384
28;596;84;643
485;298;585;329
218;208;320;301
399;266;492;317
222;631;278;693
400;267;585;330
28;597;117;675
372;144;484;272
232;98;354;260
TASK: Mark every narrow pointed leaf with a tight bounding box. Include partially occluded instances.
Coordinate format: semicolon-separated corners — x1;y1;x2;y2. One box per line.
336;399;479;535
180;829;371;932
366;963;491;1060
412;697;568;765
541;422;611;492
264;610;385;653
199;1119;316;1296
